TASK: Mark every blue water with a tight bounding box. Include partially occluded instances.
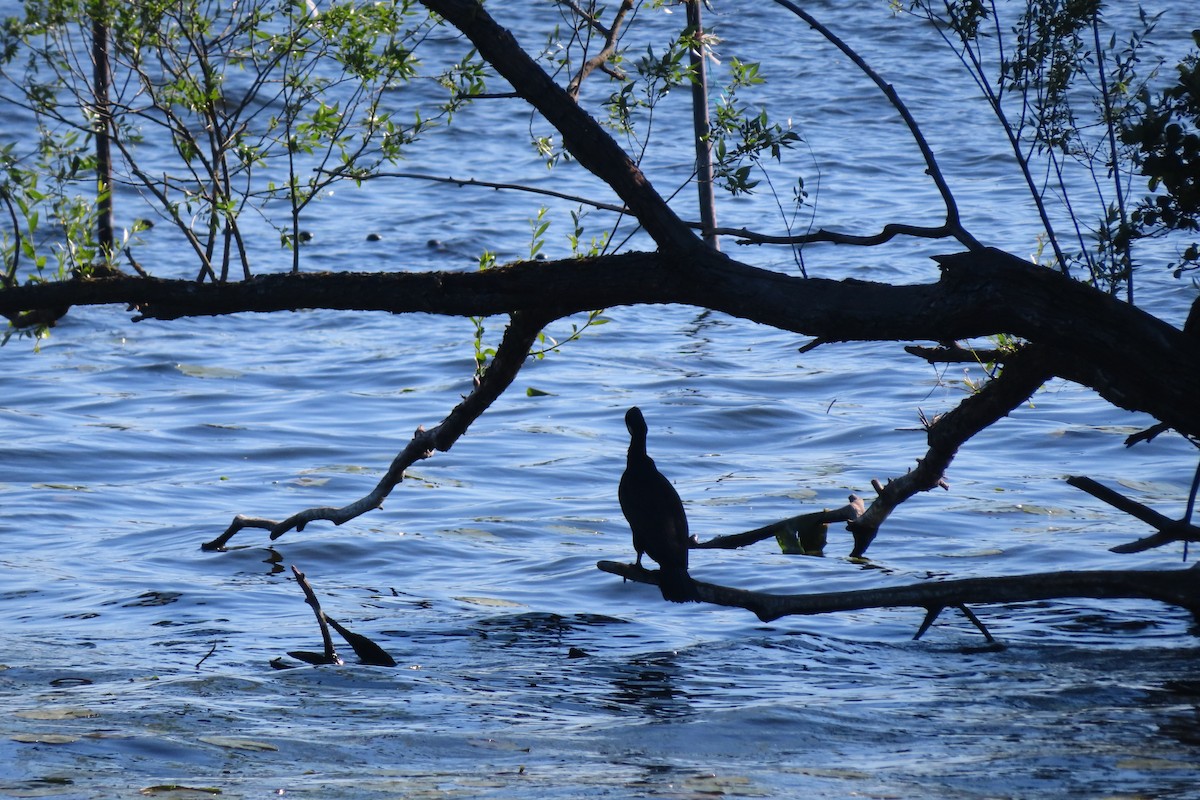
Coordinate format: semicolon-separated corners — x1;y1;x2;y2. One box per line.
3;2;1200;798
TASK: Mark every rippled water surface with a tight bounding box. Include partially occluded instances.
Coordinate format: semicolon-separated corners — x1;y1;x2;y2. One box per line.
3;2;1200;798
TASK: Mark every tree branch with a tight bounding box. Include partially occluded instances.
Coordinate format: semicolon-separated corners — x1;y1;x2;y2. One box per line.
419;0;701;256
848;344;1056;556
1066;475;1200;554
356;170;631;216
597;560;1200;624
715;220;964;248
5;248;1199;446
565;0;633;98
287;565;342;665
769;0;983;253
201;310;549;549
695;495;864;551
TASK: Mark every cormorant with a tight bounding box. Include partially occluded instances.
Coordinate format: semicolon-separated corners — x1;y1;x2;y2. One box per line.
619;406;699;603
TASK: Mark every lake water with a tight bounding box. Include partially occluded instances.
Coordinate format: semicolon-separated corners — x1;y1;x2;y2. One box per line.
3;2;1200;798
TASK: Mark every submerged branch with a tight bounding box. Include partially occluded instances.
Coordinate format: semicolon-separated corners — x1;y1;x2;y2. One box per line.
597;560;1200;624
288;566;342;666
282;565;396;668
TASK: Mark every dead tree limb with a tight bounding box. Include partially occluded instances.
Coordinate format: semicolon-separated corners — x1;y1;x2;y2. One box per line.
1066;475;1200;554
202;310;549;549
287;566;342;666
281;566;396;668
596;560;1200;625
695;495;864;552
847;343;1055;556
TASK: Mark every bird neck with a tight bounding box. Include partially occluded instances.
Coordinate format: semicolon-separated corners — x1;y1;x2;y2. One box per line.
627;433;649;464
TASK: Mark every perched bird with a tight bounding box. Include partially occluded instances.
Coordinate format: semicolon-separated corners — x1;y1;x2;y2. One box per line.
619;406;699;603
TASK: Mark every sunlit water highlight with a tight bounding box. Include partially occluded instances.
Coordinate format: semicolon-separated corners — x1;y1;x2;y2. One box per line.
2;3;1200;798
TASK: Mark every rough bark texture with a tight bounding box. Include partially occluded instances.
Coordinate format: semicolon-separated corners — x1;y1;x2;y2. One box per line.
7;248;1198;441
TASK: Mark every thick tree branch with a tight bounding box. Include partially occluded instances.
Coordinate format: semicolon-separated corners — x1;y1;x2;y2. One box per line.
201;310;549;549
597;560;1200;624
419;0;700;257
6;248;1200;444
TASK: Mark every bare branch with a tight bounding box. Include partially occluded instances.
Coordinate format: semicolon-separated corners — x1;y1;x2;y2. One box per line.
202;310;549;549
288;566;342;665
355;170;631;215
848;344;1054;556
717;220;966;248
565;0;634;99
769;0;982;253
695;496;864;551
597;560;1200;623
1065;476;1200;554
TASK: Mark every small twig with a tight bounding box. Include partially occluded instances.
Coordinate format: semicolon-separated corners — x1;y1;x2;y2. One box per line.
339;170;632;216
906;343;1009;365
194;642;218;669
694;496;864;550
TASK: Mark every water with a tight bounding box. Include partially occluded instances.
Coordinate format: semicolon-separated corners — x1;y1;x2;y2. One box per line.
3;2;1200;798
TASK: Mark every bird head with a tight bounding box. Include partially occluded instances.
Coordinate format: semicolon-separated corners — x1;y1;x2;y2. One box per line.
625;406;648;438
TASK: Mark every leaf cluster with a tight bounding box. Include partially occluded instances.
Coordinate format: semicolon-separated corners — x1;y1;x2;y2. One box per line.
0;0;468;286
1122;29;1200;276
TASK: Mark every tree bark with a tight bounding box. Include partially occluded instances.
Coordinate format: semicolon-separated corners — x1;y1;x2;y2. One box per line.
596;560;1200;625
6;248;1198;441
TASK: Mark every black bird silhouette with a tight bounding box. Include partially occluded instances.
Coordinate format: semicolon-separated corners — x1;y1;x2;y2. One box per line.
619;406;699;603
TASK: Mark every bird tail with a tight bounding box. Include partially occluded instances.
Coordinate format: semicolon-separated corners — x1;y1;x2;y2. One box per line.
658;567;700;603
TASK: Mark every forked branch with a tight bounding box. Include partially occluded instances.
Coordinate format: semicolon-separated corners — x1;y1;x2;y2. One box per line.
769;0;982;252
564;0;634;98
1067;475;1200;555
